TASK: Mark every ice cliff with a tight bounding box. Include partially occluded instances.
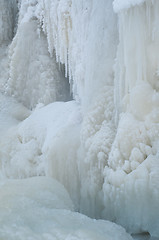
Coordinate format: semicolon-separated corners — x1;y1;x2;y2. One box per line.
0;0;159;239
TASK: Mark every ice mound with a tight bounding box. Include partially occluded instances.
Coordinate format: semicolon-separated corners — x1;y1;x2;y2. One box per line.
0;176;132;240
0;100;82;208
0;176;74;211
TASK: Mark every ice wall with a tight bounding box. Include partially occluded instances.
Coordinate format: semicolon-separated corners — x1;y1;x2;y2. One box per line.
5;0;71;109
115;0;159;117
1;0;159;238
37;0;118;111
0;0;17;45
0;0;18;91
102;0;159;237
33;0;118;217
4;0;118;110
1;0;118;219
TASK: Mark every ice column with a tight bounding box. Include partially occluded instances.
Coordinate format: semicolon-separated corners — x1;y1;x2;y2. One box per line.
102;0;159;237
114;0;159;118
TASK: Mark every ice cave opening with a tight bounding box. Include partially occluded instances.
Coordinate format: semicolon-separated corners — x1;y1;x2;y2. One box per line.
0;0;159;240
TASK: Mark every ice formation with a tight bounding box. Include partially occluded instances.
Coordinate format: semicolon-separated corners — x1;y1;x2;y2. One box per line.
0;0;17;45
105;0;159;237
0;0;159;239
5;0;71;109
37;0;118;110
0;177;132;240
113;0;146;12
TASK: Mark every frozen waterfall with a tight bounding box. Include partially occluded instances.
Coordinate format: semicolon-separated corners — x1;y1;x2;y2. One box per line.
0;0;159;239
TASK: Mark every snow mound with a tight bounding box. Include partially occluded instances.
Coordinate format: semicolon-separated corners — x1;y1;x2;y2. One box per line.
0;100;82;208
0;176;132;240
0;176;74;211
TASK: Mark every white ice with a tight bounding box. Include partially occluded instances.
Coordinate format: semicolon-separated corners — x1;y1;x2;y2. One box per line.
113;0;146;12
0;176;133;240
0;0;159;239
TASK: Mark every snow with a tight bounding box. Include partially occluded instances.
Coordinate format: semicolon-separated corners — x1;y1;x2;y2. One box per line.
0;0;159;239
0;100;82;209
0;177;74;211
0;177;132;240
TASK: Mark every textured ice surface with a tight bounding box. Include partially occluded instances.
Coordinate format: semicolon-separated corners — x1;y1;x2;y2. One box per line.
6;0;70;109
35;0;118;110
0;100;82;209
109;0;159;237
0;0;159;239
0;0;17;44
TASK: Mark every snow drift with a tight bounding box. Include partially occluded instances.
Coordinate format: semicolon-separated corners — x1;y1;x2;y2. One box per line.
0;177;132;240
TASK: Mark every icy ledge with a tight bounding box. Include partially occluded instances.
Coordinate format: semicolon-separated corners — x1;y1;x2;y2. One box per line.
113;0;146;12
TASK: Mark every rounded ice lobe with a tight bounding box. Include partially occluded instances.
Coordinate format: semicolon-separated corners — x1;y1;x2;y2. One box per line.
0;177;133;240
129;83;153;120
